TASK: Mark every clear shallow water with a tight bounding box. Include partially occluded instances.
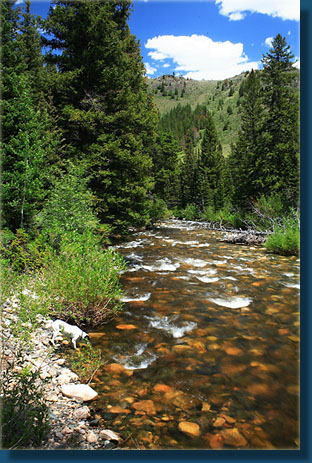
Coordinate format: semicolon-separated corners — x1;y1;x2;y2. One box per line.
89;220;300;449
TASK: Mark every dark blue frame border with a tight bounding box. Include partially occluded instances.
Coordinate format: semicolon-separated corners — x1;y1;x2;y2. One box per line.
1;0;310;462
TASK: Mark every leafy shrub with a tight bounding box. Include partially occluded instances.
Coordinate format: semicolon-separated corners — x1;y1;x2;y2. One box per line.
149;197;171;223
174;204;198;220
35;166;100;238
66;341;103;384
202;205;244;229
41;231;126;327
1;358;50;449
0;229;51;273
265;217;300;256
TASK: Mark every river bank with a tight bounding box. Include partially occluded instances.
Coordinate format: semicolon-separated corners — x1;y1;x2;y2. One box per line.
1;297;123;450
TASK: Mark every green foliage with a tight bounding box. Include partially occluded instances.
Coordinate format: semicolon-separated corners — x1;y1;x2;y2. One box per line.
0;256;19;308
202;205;243;228
1;229;51;273
260;34;299;206
36;166;100;237
43;0;157;233
265;217;300;256
1;357;50;449
149;197;171;223
41;231;126;327
66;341;102;384
197;112;225;212
173;204;198;221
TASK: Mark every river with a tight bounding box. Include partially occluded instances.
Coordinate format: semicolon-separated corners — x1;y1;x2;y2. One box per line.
89;219;300;450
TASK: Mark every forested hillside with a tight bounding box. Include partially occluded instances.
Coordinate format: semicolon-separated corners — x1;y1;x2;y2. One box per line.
1;0;300;258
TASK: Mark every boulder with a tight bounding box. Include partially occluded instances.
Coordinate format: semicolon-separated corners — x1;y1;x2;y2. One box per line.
61;384;98;402
99;429;121;443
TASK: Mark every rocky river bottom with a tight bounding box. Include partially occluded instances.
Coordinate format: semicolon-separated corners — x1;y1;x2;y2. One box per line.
1;220;300;450
87;220;300;450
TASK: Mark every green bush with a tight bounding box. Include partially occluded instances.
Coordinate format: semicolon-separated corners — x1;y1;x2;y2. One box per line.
265;217;300;256
0;229;51;273
1;358;50;449
66;341;103;383
41;231;126;327
149;197;171;223
174;204;198;220
35;166;100;238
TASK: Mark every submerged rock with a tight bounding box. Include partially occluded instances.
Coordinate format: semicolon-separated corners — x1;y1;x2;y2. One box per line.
178;421;201;438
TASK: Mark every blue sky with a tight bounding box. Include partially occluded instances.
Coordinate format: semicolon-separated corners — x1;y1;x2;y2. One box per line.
16;0;300;80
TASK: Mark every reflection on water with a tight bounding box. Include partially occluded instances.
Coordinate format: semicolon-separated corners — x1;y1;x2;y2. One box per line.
89;220;300;450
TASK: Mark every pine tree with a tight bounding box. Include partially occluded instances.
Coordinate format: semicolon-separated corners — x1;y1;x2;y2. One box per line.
197;113;224;212
2;74;57;230
152;132;182;208
228;70;264;209
1;1;61;230
43;0;158;232
261;34;299;206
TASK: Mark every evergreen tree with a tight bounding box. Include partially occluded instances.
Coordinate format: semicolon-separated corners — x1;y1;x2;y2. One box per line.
1;1;60;230
260;34;299;206
152;132;182;208
228;70;264;209
18;0;45;98
197;113;224;212
43;0;157;232
2;74;58;230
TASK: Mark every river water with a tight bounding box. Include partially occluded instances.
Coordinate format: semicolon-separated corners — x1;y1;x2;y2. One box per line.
89;220;300;450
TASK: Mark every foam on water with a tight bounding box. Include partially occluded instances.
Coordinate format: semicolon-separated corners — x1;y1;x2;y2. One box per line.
188;269;217;276
209;296;252;309
146;315;197;338
121;292;151;302
142;258;180;272
112;343;157;370
184;258;207;267
283;283;300;289
196;276;219;283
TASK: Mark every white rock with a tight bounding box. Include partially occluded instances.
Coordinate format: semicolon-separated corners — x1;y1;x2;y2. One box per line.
56;358;66;366
73;406;91;420
99;429;121;443
86;431;98;444
57;371;79;384
61;384;98;402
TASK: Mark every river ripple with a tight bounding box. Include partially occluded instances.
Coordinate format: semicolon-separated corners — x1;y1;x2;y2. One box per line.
89;220;300;450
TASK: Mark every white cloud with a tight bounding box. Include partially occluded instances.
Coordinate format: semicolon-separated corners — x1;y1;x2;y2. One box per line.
293;59;300;69
229;11;246;20
265;36;273;47
215;0;300;21
15;0;24;4
148;51;167;60
145;34;259;80
163;63;170;68
145;63;157;75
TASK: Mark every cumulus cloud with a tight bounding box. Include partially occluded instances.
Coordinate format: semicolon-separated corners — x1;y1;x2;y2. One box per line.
145;34;259;80
215;0;300;21
265;36;273;47
145;63;157;75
